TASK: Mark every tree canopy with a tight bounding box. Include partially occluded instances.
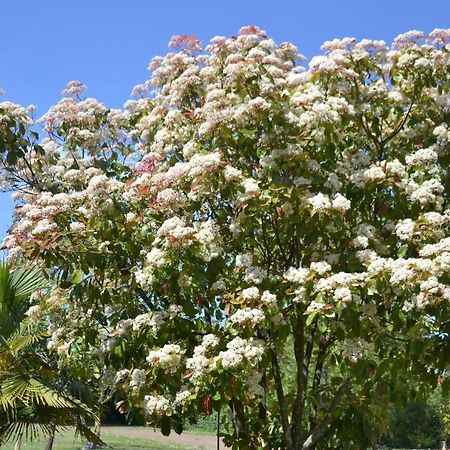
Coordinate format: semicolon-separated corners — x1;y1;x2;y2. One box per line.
1;26;450;449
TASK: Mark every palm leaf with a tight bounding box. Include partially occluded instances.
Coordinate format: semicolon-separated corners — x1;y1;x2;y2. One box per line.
9;267;48;301
0;262;15;313
0;326;47;358
0;262;47;339
0;376;75;409
0;421;52;445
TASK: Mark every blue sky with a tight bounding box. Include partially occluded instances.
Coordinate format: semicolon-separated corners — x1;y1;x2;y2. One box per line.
0;0;449;239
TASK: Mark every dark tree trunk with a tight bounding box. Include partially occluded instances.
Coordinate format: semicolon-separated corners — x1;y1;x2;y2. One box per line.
44;434;54;450
230;396;247;444
44;426;55;450
269;343;294;450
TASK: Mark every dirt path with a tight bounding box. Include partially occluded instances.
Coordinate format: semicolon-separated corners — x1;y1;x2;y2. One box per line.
102;426;229;449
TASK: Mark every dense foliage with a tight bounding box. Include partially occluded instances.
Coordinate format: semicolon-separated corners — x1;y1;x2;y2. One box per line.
1;26;449;449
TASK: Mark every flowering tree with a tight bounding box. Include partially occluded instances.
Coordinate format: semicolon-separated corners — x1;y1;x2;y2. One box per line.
1;26;450;449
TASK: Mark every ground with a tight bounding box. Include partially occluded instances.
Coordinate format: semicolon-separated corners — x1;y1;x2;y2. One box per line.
1;427;228;450
104;426;227;449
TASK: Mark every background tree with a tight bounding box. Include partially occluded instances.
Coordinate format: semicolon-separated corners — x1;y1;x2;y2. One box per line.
382;402;442;449
1;27;450;449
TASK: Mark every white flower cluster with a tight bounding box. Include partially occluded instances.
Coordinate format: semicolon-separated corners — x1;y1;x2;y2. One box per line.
185;334;220;380
310;261;332;275
315;272;363;304
283;267;310;284
194;220;223;261
129;306;182;333
129;152;221;198
145;247;168;267
146;343;182;373
157;216;195;244
216;337;264;370
236;252;254;268
229;308;265;326
129;368;147;391
246;369;264;398
364;165;386;183
114;369;130;385
260;290;277;307
238;178;261;203
25;304;41;320
241;286;260;301
244;266;266;284
395;219;416;240
306;300;326;314
342;338;374;363
144;394;171;416
308;192;351;215
173;387;192;407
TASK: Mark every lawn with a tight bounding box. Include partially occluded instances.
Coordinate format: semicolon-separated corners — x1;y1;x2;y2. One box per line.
1;431;190;450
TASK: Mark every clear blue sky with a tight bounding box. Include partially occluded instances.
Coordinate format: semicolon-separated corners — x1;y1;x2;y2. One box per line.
0;0;448;239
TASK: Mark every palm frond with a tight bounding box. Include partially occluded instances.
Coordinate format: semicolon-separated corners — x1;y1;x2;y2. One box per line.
0;420;55;445
9;267;48;301
0;375;76;410
0;326;47;358
0;262;48;339
0;262;15;313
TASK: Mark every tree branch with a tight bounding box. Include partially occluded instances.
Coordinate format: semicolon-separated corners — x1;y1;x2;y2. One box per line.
292;313;315;447
272;216;289;269
229;396;246;442
269;338;294;450
302;374;352;450
381;99;415;147
308;334;335;432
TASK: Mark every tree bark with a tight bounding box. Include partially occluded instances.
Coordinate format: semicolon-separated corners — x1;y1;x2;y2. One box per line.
258;369;267;420
302;374;352;450
44;433;54;450
309;336;329;430
230;396;247;444
291;314;306;448
269;343;294;450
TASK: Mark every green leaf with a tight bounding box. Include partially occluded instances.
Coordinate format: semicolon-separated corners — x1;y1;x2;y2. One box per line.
317;320;327;333
397;244;408;258
305;311;317;327
70;270;84;285
367;285;377;296
172;419;183;435
161;416;172;436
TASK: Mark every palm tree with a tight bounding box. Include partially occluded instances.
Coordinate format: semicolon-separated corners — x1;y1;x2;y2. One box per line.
0;262;102;449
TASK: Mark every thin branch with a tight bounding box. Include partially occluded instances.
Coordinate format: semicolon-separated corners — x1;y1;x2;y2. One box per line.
229;396;246;443
353;80;383;154
302;374;352;450
381;99;415;147
272;217;289;269
294;319;316;446
291;312;311;447
269;336;294;450
309;335;331;430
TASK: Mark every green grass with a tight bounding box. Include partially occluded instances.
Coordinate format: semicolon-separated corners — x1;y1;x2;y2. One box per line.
1;431;190;450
